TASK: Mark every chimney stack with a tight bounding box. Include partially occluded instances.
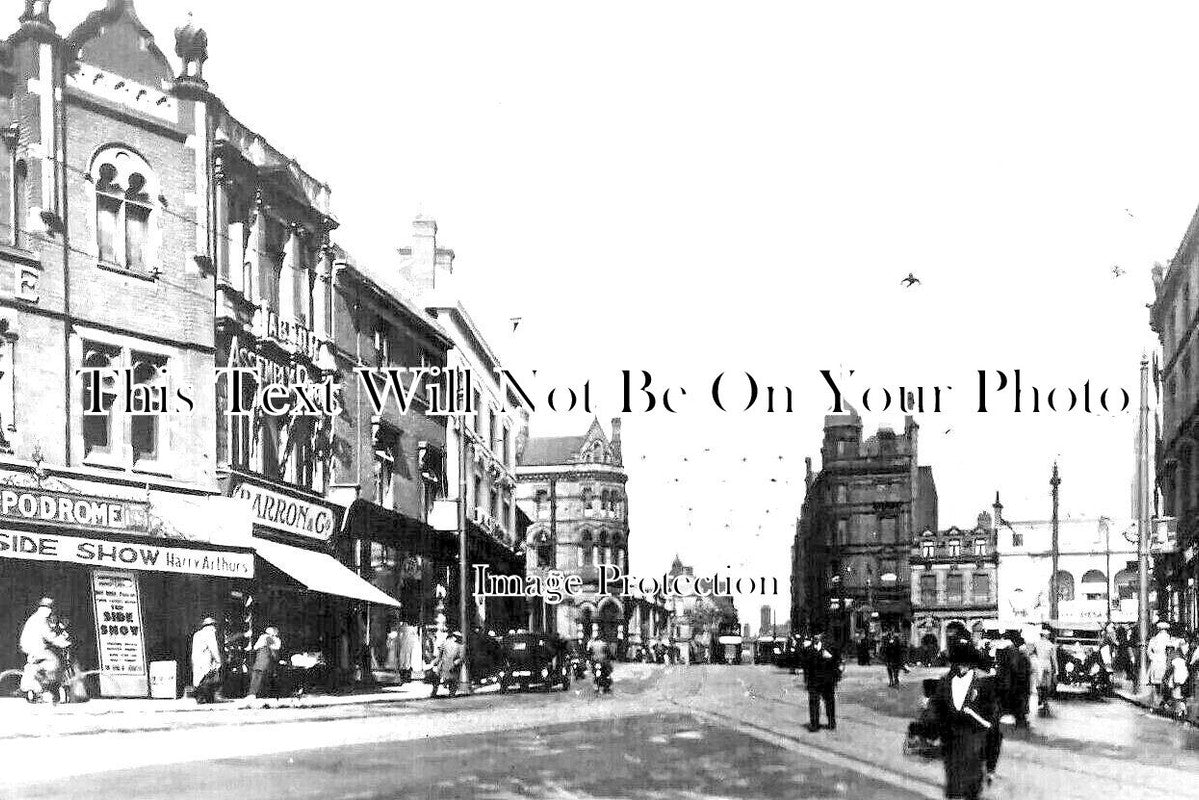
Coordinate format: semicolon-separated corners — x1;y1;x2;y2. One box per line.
399;216;454;297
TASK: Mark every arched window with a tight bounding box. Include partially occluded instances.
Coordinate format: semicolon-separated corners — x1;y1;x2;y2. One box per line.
1114;569;1136;601
581;487;595;515
835;485;847;504
580;531;594;568
92;146;156;272
1054;570;1075;602
600;490;610;511
1081;569;1107;600
599;532;610;566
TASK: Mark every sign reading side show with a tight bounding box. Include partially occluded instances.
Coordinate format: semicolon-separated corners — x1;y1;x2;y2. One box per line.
232;482;334;541
91;569;148;698
0;530;254;579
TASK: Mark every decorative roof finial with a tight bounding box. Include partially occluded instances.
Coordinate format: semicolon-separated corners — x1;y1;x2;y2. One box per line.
174;11;208;85
19;1;54;35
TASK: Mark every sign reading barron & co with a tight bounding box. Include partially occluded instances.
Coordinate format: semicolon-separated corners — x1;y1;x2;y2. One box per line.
232;481;335;542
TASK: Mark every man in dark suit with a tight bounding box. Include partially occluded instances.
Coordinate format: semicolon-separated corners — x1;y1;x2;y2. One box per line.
805;630;842;731
928;640;997;800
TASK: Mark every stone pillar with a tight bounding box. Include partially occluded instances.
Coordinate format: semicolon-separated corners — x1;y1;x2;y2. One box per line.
213;170;230;284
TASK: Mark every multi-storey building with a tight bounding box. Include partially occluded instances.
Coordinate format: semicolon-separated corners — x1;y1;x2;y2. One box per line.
325;243;454;678
0;1;268;697
791;406;937;646
396;216;530;635
910;507;999;652
516;418;629;647
0;0;447;696
1152;236;1197;629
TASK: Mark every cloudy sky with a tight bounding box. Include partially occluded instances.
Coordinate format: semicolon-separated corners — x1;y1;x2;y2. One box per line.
33;1;1196;622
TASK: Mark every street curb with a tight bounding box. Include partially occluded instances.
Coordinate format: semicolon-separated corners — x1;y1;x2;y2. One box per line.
1112;689;1199;728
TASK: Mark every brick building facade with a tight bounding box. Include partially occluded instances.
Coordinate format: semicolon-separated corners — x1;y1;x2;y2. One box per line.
909;507;999;654
791;406;937;647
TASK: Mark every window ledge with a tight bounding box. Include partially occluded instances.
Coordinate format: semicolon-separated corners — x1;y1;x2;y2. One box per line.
132;464;173;479
97;261;158;282
82;454;126;471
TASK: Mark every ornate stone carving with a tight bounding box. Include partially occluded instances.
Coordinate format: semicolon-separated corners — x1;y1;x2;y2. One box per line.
174;12;208;81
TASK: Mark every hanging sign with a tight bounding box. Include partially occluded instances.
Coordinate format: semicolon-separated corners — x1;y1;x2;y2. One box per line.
91;569;148;697
231;482;335;542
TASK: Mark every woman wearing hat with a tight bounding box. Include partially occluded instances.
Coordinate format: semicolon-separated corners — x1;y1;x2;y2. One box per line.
927;640;998;800
191;616;223;704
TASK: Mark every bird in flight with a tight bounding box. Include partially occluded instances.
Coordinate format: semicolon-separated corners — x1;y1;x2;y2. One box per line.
1124;208;1136;219
509;317;522;332
901;273;921;288
1112;265;1125;279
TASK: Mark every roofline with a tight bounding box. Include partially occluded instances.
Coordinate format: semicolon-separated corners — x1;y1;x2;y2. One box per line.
427;302;504;373
335;259;454;350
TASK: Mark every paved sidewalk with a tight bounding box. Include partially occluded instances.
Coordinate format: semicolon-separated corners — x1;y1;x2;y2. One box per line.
0;680;501;739
1112;680;1199;726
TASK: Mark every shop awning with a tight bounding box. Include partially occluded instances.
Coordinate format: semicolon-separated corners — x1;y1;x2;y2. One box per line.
253;538;400;607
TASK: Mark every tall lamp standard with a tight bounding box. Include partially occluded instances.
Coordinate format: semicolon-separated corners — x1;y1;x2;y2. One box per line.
456;414;472;693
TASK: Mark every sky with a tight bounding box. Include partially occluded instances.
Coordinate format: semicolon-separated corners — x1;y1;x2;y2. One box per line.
28;1;1198;623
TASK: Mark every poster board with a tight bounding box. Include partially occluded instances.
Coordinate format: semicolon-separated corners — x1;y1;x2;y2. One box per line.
91;569;148;697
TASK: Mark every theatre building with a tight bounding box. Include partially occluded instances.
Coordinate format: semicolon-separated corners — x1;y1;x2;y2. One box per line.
0;1;268;698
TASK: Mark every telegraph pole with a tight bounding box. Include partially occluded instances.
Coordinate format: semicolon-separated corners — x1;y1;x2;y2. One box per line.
1136;355;1151;693
1050;463;1061;621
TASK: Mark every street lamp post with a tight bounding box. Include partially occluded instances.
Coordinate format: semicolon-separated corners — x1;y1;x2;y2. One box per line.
457;416;472;693
1136;356;1151;693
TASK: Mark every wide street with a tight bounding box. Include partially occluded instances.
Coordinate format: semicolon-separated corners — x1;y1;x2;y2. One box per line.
4;663;1199;800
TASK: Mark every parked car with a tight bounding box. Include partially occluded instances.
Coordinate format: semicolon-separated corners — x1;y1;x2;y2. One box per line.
496;632;572;693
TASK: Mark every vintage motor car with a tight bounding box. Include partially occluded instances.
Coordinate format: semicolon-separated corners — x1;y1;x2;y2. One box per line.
497;632;572;693
1049;621;1105;693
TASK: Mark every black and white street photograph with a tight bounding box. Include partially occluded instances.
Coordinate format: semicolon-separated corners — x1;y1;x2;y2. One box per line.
3;1;1199;798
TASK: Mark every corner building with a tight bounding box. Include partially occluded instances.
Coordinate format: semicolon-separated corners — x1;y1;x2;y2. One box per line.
0;1;260;698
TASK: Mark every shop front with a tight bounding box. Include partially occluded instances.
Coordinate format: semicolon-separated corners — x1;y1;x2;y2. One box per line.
0;473;256;699
227;475;402;692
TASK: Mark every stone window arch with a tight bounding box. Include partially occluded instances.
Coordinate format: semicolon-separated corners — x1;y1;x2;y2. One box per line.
91;145;159;273
1054;570;1075;602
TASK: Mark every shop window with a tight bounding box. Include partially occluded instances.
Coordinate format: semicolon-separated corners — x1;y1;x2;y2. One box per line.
920;573;937;606
1054;570;1075;602
93;146;156;273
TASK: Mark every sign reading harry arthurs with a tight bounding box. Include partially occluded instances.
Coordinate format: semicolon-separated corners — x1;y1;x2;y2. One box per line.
232;482;335;542
0;530;254;578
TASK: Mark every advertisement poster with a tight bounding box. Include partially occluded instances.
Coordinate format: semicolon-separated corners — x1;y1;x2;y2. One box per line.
91;569;148;698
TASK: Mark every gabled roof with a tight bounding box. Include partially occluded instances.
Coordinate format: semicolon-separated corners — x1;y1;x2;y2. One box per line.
519;435;588;467
64;1;173;85
519;419;613;468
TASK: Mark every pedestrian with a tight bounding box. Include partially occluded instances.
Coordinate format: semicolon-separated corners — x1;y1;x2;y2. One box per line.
804;629;842;732
246;626;282;701
1006;633;1031;727
190;616;223;705
928;639;997;800
883;633;905;687
18;597;69;703
1028;625;1057;717
856;632;871;666
587;625;613;693
430;630;464;698
1148;621;1172;703
1163;645;1190;718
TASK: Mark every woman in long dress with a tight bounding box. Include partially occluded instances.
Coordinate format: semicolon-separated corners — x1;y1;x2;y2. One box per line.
928;641;997;800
